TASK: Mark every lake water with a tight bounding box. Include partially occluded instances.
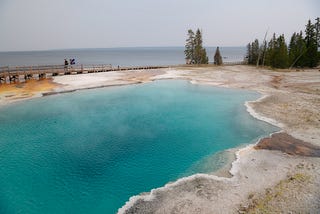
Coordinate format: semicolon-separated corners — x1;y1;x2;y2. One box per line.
0;47;246;67
0;80;278;213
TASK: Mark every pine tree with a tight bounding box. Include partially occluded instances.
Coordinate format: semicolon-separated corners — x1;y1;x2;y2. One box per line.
201;48;209;64
274;34;289;68
184;29;208;64
265;34;289;68
315;17;320;48
289;32;298;64
316;17;320;64
289;31;307;68
251;39;260;65
246;39;264;65
261;40;267;66
184;29;195;64
194;29;203;64
194;29;208;64
304;19;318;67
214;47;223;65
246;43;252;64
265;33;277;67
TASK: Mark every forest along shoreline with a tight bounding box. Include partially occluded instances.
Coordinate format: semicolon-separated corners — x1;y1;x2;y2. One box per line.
1;65;320;213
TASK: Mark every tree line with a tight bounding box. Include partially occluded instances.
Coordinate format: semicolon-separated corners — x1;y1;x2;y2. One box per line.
247;18;320;68
184;28;222;65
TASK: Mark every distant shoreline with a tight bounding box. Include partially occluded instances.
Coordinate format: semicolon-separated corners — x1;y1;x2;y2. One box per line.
0;46;246;53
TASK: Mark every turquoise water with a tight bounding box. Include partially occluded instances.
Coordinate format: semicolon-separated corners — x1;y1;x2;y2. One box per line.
0;80;278;213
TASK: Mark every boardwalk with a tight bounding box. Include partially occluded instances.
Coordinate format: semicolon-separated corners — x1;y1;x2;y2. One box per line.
0;61;248;84
0;64;168;84
223;60;248;65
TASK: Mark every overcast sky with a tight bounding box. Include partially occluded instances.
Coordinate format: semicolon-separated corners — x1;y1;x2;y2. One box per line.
0;0;319;51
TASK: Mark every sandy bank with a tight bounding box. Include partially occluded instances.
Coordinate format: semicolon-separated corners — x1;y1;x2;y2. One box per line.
0;79;59;106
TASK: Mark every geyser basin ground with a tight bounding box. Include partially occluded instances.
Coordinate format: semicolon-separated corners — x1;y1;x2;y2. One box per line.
0;80;278;213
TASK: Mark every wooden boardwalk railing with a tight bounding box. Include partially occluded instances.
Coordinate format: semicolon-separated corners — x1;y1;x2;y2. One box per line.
223;61;248;65
0;64;168;84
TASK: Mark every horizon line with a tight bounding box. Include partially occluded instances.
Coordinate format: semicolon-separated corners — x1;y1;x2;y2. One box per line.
0;45;246;53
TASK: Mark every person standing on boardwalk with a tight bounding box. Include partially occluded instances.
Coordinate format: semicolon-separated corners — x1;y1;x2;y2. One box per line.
64;59;69;70
70;59;75;65
69;59;75;68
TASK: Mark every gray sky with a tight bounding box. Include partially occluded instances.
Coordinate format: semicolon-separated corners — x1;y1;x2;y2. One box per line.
0;0;319;51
